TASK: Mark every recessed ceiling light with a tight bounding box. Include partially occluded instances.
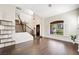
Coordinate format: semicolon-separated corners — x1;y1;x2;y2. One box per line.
48;4;52;7
16;7;22;10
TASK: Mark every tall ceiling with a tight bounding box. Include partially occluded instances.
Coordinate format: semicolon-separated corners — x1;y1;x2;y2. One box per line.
15;4;79;18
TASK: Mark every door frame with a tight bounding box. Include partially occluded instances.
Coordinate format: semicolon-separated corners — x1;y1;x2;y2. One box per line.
36;24;40;36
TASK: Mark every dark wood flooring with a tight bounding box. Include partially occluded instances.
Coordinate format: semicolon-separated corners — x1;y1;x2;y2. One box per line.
0;37;79;55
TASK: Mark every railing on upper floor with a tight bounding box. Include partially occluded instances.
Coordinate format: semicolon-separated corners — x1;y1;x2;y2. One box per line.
17;15;35;37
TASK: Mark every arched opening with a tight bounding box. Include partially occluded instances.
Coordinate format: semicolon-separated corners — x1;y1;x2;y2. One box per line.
50;20;64;35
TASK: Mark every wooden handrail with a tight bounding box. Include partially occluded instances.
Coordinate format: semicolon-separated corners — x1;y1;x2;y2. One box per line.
17;15;35;36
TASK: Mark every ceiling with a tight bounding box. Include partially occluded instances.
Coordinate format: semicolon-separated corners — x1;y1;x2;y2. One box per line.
15;4;79;18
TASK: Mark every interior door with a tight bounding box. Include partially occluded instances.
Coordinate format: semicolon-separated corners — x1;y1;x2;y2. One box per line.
36;24;40;36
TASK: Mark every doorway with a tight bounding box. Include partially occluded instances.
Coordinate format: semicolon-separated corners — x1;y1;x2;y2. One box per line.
36;24;40;36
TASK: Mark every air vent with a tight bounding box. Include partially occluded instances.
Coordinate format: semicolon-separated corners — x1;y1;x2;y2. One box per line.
16;7;22;10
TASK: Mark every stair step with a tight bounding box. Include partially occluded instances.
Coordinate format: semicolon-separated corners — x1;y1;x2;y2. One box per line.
0;39;13;43
0;35;12;38
0;41;15;48
0;37;12;40
0;40;15;44
0;29;14;31
0;34;11;35
4;41;15;47
0;20;15;48
0;24;15;27
0;44;4;48
0;20;13;22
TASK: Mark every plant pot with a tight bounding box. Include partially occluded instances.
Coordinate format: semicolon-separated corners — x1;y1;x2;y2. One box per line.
72;41;76;44
73;43;78;50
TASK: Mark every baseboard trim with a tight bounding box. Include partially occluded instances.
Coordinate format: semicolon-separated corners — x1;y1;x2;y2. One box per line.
42;36;73;44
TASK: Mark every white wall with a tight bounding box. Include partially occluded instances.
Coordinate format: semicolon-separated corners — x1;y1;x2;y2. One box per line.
42;9;79;42
14;32;33;44
0;5;15;21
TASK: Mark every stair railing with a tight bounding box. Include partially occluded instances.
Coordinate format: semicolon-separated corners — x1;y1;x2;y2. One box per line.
17;15;35;37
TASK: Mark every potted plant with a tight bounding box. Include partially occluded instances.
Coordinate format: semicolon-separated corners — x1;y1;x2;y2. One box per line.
70;35;77;44
70;35;78;51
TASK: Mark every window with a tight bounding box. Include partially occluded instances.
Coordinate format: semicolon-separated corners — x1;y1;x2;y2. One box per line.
50;20;64;35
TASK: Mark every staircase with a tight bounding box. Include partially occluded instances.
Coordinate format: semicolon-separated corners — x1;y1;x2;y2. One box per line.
17;15;35;38
0;20;15;48
25;25;35;37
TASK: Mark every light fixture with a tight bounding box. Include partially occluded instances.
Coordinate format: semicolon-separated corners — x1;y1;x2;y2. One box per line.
48;4;52;7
